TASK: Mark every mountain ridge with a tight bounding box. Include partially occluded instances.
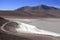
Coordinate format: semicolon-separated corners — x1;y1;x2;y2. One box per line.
16;5;60;11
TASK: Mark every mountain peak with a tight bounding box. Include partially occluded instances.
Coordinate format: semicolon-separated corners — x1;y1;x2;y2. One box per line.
37;4;51;10
40;4;59;10
39;4;48;7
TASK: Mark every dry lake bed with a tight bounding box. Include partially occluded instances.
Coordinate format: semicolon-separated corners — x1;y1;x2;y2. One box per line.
6;18;60;36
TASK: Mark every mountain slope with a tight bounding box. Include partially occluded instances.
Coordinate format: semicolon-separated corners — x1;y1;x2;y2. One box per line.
15;5;60;18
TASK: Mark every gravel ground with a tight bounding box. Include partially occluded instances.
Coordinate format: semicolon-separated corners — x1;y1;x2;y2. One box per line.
0;32;58;40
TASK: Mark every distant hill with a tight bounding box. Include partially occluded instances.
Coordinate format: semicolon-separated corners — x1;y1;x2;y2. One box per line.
0;5;60;18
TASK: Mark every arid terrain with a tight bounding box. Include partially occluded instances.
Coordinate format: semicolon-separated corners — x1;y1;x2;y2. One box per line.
0;5;60;40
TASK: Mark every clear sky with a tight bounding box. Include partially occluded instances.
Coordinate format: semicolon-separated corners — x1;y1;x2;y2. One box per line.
0;0;60;10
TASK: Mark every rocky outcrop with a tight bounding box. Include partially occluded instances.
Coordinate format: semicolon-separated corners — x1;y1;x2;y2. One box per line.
0;17;19;33
0;17;9;26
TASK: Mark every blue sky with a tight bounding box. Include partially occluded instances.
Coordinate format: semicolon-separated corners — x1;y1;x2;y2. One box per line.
0;0;60;10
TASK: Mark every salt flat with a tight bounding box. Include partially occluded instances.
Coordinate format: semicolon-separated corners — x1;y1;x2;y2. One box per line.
6;18;60;36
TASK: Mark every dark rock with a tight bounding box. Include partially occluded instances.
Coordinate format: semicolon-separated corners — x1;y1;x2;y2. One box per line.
0;17;9;26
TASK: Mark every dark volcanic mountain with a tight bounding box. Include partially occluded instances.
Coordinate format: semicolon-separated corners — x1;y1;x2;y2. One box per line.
0;5;60;18
16;5;59;12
